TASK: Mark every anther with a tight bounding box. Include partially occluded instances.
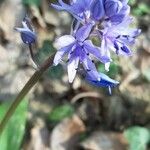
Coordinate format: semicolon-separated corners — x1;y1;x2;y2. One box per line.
87;69;91;72
116;35;120;39
70;51;74;55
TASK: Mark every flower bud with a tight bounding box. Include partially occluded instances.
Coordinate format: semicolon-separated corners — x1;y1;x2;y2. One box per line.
90;0;105;21
104;0;123;17
15;18;36;44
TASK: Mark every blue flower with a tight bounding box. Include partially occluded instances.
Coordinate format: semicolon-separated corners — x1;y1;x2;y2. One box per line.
104;0;123;17
51;0;93;21
86;71;119;94
104;0;130;24
50;0;141;93
96;17;141;71
15;17;36;44
52;0;107;22
53;23;110;82
90;0;105;21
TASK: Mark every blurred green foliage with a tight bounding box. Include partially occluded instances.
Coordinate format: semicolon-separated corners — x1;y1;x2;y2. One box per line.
36;40;56;65
129;0;137;5
48;104;74;122
133;3;150;16
22;0;41;7
0;99;28;150
36;40;64;79
124;126;150;150
98;63;120;79
129;0;150;16
47;65;64;79
22;0;57;7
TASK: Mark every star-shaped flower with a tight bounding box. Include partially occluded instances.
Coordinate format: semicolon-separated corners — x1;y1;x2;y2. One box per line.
53;23;110;82
96;17;141;71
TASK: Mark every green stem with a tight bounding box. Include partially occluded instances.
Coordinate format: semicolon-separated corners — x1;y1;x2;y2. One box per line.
0;53;55;135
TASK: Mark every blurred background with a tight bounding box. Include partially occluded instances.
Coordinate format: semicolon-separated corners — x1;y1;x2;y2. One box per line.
0;0;150;150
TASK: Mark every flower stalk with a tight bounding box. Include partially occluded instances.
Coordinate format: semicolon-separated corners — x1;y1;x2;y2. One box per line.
0;53;55;135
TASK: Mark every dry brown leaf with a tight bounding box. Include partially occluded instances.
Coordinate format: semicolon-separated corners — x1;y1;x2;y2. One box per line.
30;5;47;29
119;69;140;92
80;131;128;150
0;0;25;41
50;115;85;150
140;51;150;81
24;119;50;150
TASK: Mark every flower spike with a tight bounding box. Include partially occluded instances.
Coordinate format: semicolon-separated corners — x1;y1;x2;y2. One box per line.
50;0;141;94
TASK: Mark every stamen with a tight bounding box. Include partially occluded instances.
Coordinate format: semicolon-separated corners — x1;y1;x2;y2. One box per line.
87;69;91;72
122;35;129;40
108;86;112;95
70;51;74;55
114;41;119;55
116;35;120;39
121;46;130;53
122;35;128;38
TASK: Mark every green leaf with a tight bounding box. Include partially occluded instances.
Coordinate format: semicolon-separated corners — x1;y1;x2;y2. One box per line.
133;3;150;16
138;3;150;14
22;0;41;7
0;99;28;150
124;126;150;150
49;104;74;122
35;40;64;79
129;0;137;5
98;63;120;78
46;65;64;79
35;40;56;65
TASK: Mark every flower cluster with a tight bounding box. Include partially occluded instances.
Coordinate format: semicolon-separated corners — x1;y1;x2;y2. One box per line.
52;0;140;93
15;1;140;94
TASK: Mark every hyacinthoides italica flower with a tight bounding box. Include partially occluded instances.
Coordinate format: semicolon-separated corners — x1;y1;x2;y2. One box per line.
19;1;140;94
53;22;110;82
0;0;141;135
52;0;141;94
